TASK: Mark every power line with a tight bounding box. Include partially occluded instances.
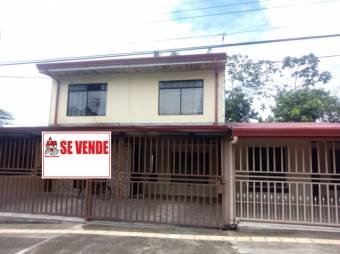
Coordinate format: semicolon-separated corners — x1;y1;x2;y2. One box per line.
147;0;212;8
144;0;340;23
267;54;340;63
0;75;48;79
1;55;340;79
148;25;292;43
149;0;273;16
0;33;340;67
318;54;340;59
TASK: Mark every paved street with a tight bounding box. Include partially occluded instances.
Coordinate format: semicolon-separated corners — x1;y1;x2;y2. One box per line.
0;222;339;254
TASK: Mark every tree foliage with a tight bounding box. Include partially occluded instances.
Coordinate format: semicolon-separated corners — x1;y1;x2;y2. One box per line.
226;54;277;94
225;54;276;122
0;109;14;127
225;53;338;123
225;88;258;122
281;53;332;89
272;88;340;122
272;53;338;122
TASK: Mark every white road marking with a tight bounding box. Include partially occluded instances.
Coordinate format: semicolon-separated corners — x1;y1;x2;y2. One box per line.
0;228;338;246
15;234;60;254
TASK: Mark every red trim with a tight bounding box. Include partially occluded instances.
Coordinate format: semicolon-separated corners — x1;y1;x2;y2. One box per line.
230;123;340;138
3;123;340;138
36;53;227;72
0;125;229;134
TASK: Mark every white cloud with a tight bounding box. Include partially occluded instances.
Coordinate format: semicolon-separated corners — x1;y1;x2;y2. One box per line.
257;0;340;97
0;0;195;126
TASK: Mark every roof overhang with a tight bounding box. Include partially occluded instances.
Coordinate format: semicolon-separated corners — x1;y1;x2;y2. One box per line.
36;53;227;77
0;125;230;136
230;123;340;138
1;123;340;138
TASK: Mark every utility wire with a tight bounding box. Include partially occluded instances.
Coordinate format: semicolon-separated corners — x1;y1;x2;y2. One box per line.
0;33;340;67
149;0;273;16
146;0;213;8
318;54;340;59
1;54;339;79
144;0;340;23
0;75;48;79
267;54;340;63
147;25;293;43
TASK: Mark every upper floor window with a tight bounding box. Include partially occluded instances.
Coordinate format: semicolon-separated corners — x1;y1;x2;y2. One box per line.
159;80;203;115
67;83;107;116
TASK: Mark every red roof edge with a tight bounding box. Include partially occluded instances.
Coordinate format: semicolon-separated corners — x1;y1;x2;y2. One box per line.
0;125;230;135
36;53;227;72
4;123;339;138
230;123;340;138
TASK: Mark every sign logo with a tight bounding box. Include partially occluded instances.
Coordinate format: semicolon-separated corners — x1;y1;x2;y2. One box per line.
44;137;59;157
42;131;111;179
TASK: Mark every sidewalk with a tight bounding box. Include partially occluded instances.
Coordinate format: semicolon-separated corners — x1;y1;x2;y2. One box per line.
0;219;340;253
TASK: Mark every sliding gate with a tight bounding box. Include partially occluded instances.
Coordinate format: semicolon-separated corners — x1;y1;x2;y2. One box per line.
235;138;340;227
89;135;223;228
0;134;223;228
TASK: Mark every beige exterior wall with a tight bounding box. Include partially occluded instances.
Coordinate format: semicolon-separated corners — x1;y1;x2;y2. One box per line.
49;69;225;126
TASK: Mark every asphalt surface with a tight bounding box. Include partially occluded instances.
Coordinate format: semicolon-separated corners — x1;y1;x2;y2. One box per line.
0;222;339;254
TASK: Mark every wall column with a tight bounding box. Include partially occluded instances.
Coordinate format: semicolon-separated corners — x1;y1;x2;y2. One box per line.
223;138;236;228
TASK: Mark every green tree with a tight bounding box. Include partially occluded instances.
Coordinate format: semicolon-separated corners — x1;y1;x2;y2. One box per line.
225;88;258;122
226;54;277;93
225;53;337;122
225;54;277;122
281;53;332;90
272;88;340;122
272;53;337;122
0;109;14;126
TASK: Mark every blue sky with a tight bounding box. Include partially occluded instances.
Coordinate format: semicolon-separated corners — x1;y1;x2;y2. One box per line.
172;0;269;38
0;0;339;126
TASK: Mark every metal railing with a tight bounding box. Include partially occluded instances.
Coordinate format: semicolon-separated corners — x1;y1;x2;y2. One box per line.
0;176;85;217
89;136;223;228
0;136;38;175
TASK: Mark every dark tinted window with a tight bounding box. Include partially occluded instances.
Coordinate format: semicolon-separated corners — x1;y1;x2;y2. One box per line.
159;80;203;115
67;83;107;116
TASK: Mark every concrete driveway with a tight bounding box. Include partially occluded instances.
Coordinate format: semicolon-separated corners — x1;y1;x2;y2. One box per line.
0;222;339;254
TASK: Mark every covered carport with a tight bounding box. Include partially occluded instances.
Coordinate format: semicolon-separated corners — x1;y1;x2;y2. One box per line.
0;125;229;228
229;123;340;227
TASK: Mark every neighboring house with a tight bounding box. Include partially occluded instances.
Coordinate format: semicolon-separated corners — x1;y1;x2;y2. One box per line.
0;53;339;229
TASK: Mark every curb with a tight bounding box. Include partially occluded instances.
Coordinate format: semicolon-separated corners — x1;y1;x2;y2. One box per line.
239;222;340;233
0;212;85;224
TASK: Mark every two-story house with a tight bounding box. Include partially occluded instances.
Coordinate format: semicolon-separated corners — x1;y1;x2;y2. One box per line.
35;53;230;227
38;53;226;126
33;53;340;229
0;53;339;230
